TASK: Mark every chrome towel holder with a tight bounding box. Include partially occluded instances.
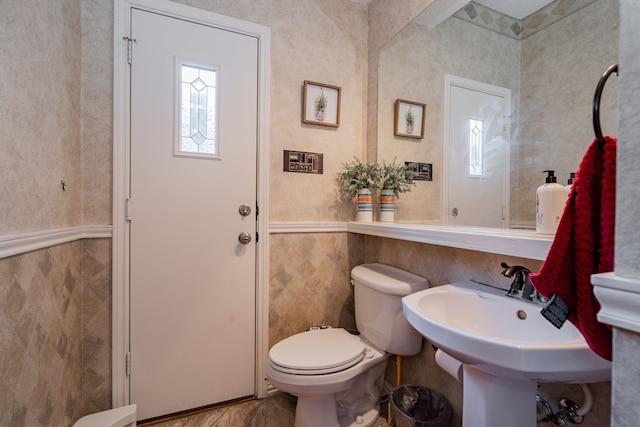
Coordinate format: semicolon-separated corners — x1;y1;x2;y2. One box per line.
592;63;619;147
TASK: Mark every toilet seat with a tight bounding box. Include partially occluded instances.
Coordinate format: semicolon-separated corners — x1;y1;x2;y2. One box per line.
269;328;366;375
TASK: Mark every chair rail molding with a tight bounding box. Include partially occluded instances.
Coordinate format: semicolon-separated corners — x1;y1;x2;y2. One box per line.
593;272;640;333
0;225;112;259
269;221;348;234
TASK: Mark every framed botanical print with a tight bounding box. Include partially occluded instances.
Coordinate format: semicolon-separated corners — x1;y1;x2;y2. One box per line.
303;80;341;127
394;99;426;139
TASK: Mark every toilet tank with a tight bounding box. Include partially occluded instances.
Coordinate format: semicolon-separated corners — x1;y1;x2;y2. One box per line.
351;263;428;356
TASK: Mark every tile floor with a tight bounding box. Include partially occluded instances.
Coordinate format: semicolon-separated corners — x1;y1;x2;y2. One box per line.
143;393;391;427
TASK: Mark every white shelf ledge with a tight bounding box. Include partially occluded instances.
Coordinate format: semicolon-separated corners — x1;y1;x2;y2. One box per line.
347;221;553;260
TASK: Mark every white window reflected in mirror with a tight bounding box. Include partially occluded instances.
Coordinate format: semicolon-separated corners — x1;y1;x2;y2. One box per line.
469;118;485;176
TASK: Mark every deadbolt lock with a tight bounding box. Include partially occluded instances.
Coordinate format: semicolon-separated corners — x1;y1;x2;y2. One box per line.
239;204;252;216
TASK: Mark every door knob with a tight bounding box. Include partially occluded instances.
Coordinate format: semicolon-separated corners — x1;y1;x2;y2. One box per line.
239;204;252;216
238;232;252;244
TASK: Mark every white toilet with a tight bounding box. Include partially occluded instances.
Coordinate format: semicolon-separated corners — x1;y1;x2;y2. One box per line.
268;263;428;427
72;404;137;427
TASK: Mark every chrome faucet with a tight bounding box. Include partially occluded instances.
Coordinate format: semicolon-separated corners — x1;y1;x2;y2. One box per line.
500;262;545;304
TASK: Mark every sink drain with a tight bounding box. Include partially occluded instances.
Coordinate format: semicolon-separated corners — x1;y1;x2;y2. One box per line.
517;310;527;320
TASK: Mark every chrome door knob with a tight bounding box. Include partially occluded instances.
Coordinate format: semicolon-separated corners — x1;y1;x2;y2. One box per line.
239;204;252;216
238;232;252;244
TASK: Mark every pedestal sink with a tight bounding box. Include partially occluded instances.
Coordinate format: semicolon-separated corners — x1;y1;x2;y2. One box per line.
402;281;611;427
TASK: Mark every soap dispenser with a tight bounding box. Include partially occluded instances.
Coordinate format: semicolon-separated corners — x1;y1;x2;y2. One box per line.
565;172;576;195
536;170;566;235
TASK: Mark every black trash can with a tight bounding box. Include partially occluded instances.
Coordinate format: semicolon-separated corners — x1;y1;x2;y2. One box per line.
391;385;452;427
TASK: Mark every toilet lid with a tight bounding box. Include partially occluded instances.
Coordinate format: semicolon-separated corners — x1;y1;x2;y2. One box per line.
269;328;366;375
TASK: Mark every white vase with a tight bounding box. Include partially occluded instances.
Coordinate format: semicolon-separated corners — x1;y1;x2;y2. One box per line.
379;189;395;222
356;188;373;222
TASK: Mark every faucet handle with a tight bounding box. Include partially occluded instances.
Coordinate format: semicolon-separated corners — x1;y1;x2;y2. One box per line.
500;262;531;278
502;262;542;303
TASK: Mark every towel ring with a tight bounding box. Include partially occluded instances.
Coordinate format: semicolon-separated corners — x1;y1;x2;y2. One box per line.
592;63;618;147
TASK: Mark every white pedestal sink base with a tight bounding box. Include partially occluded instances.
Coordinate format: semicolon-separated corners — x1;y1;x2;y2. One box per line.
402;282;612;427
463;365;538;427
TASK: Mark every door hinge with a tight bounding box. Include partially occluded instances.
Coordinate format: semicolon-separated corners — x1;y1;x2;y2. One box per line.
126;351;131;377
126;198;132;221
122;36;137;65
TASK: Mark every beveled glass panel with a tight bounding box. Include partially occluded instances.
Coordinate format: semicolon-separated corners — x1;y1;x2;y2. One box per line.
469;118;485;176
179;63;218;156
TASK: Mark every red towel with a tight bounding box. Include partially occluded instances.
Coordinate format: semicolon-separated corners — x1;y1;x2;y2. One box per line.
530;136;616;361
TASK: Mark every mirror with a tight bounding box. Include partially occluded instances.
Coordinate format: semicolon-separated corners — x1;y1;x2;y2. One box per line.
377;0;618;227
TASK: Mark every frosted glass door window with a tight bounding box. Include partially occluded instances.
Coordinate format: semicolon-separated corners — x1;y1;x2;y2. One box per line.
178;62;219;157
469;118;485;176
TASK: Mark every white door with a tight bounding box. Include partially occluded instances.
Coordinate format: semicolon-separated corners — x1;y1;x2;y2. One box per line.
444;75;510;227
129;9;258;420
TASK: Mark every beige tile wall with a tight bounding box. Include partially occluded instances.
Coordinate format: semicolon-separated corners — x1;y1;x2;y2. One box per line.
80;239;112;415
269;232;365;347
1;0;370;421
364;235;611;427
0;0;87;425
0;243;83;426
2;0;631;426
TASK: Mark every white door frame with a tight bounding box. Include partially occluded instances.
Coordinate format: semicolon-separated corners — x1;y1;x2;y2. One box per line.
442;74;511;227
112;0;270;407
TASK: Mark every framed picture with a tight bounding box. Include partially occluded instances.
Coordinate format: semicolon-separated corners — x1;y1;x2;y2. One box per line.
303;80;341;127
394;99;426;139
